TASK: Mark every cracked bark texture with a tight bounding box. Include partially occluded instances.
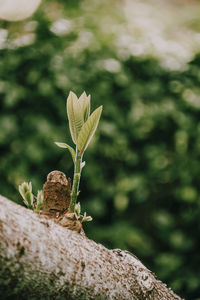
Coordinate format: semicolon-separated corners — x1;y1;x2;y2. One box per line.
0;195;184;300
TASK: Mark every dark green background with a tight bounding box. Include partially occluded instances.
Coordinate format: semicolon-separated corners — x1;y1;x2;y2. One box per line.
0;1;200;299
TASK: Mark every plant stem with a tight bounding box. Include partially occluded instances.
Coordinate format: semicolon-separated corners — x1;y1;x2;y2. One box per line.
69;148;82;212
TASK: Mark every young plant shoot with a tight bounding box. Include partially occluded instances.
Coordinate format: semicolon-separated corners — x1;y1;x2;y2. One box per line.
55;91;102;213
19;91;102;225
18;181;43;212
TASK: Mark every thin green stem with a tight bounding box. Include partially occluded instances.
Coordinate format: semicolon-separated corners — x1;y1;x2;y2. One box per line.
69;148;82;212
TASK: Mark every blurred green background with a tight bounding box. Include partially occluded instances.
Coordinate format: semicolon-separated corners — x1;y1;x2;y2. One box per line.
1;0;200;299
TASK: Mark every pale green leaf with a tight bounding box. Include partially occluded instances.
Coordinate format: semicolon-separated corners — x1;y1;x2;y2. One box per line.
82;212;93;222
67;91;85;144
79;92;90;122
36;190;43;211
19;182;32;200
84;216;93;222
55;142;76;163
24;191;34;209
28;182;32;192
75;202;81;215
81;161;86;169
77;105;102;154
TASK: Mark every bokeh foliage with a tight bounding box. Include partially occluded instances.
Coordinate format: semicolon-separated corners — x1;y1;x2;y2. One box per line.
0;1;200;299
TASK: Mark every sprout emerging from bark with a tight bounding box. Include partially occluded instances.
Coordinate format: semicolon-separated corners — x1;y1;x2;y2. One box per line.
19;182;43;211
55;91;102;213
19;91;102;223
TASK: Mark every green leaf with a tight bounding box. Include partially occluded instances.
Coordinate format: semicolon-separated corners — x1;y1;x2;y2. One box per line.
36;190;43;211
55;142;76;163
19;182;33;202
77;105;102;154
19;182;32;196
67;91;85;144
79;92;90;122
24;191;34;209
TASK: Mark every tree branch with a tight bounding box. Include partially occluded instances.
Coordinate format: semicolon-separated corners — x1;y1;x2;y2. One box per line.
0;195;183;300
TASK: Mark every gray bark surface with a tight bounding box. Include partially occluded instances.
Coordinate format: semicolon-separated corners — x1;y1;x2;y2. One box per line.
0;195;184;300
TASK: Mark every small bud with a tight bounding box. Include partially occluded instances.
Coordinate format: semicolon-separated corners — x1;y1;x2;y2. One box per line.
75;202;81;216
82;212;93;222
82;216;93;222
18;182;34;209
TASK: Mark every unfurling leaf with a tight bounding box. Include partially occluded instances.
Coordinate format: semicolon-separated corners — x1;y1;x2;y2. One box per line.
77;105;102;155
19;182;34;209
55;142;76;163
36;190;43;211
75;202;81;215
67;91;85;144
79;92;90;122
19;181;32;196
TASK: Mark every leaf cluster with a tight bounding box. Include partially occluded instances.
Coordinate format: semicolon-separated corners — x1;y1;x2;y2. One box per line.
56;91;102;159
19;182;43;212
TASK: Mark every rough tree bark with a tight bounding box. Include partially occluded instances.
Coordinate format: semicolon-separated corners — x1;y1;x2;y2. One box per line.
0;195;184;300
